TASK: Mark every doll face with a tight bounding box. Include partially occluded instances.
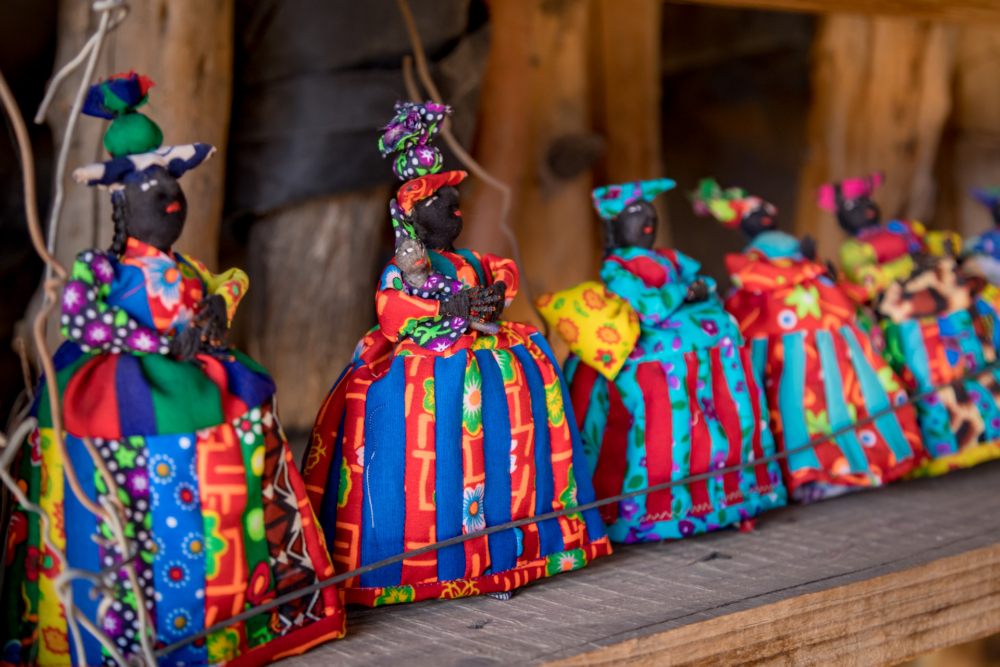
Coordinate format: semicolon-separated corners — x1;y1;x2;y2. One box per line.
610;200;657;250
741;205;777;238
837;196;880;235
122;167;187;252
396;236;431;285
411;185;463;251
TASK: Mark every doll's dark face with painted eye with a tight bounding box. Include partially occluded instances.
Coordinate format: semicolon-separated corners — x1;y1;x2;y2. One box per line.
411;185;462;252
610;200;657;250
837;196;880;236
122;167;188;251
741;204;777;238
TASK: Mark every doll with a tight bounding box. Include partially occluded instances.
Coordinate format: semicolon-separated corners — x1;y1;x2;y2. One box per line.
538;178;786;543
697;178;925;502
819;175;1000;478
0;72;344;667
962;187;1000;287
301;102;609;607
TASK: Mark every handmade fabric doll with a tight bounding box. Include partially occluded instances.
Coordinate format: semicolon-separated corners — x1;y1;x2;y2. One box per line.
1;72;344;667
820;175;1000;478
700;178;925;502
538;178;786;543
302;102;609;607
820;172;961;299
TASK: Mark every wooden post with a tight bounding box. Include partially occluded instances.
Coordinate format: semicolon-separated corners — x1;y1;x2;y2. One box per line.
49;0;234;271
794;14;958;262
245;188;389;432
590;0;670;245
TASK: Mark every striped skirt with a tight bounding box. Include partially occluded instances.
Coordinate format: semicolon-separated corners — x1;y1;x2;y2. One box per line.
885;301;1000;477
565;344;787;543
1;342;344;667
302;324;610;606
750;322;925;502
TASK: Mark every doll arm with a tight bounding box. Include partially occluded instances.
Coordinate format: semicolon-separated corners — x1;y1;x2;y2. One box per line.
178;254;249;325
600;258;681;323
61;249;170;355
478;252;519;305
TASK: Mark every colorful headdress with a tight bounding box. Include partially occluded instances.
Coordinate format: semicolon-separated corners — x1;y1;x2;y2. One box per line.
690;177;776;228
396;170;467;215
74;71;214;190
816;172;884;213
591;178;676;220
379;101;452;180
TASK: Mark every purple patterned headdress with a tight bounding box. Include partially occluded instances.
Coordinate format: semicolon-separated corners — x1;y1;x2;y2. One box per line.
379;101;452;180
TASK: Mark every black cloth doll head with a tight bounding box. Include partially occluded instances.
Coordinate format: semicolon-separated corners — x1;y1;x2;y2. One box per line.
690;177;778;241
817;172;884;236
591;178;676;253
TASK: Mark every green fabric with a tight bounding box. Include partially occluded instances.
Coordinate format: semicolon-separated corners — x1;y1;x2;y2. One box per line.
36;354;91;429
429;250;458;280
139;355;225;433
104;113;163;157
231;348;268;377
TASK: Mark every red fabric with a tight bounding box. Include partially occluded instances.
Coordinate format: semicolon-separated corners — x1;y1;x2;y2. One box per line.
569;362;599;433
710;349;744;505
63;354;121;440
636;362;673;521
198;354;249;423
740;347;774;494
606;254;668;288
593;383;630;525
686;353;712;517
395;170;467;214
224;612;346;667
401;355;438;586
303;371;352;511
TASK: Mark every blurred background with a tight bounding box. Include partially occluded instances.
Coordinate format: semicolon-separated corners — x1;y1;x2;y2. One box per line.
2;0;1000;662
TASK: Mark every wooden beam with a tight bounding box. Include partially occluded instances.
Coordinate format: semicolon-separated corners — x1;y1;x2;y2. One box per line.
544;544;1000;666
675;0;1000;25
244;188;388;431
49;0;234;271
793;14;957;262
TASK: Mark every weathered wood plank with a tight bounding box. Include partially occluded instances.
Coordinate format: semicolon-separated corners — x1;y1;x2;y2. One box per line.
283;459;1000;667
677;0;1000;25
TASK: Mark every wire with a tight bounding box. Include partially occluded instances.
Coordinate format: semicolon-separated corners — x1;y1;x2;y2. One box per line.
156;356;1000;658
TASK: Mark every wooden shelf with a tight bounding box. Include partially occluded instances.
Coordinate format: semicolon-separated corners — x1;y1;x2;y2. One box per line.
676;0;1000;25
285;459;1000;666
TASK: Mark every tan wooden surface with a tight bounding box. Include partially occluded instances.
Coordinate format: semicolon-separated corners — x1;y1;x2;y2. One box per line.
679;0;1000;25
282;459;1000;667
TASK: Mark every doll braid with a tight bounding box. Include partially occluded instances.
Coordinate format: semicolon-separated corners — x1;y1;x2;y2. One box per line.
109;190;128;257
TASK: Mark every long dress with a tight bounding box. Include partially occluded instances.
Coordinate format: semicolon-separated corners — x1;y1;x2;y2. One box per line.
553;247;787;543
1;238;344;667
724;233;926;502
303;248;610;606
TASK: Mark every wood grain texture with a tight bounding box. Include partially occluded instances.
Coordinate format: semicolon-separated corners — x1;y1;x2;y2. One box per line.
678;0;1000;25
280;460;1000;667
245;188;388;430
793;14;958;262
49;0;234;270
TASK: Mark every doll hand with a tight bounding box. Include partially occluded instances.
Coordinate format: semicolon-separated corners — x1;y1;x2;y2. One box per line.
470;281;506;322
194;295;230;352
169;326;203;361
684;279;709;303
440;289;472;321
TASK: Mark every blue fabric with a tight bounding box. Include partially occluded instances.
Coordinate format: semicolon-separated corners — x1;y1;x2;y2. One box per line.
63;436;104;667
435;352;467;581
116;353;157;436
779;331;821;472
841;326;912;462
815;330;867;474
106;261;157;331
220;354;276;410
745;230;801;259
146;433;207;667
512;345;565;557
474;350;518;574
360;357;407;588
900;318;958;456
532;332;606;543
428;251;458;281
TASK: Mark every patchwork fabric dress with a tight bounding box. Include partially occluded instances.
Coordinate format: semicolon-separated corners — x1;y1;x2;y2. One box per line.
303;248;610;606
548;247;787;543
724;233;925;502
875;259;1000;477
1;239;344;667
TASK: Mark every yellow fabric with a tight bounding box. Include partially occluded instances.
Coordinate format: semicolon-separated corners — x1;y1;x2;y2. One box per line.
536;281;640;380
180;253;249;325
37;427;70;665
925;229;962;257
907;440;1000;479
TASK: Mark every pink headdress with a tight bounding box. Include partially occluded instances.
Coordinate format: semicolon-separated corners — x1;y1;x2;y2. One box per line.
816;172;884;213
